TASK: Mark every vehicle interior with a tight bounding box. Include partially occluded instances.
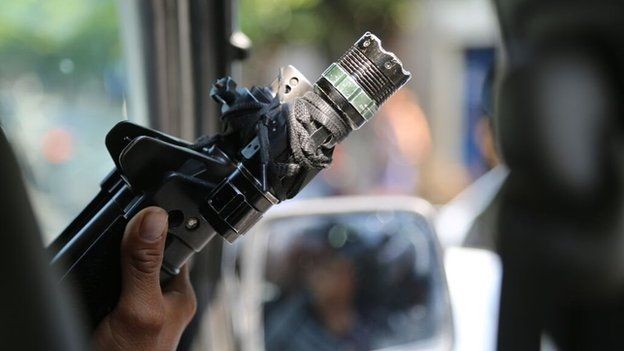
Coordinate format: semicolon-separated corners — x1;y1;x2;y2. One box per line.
1;0;623;350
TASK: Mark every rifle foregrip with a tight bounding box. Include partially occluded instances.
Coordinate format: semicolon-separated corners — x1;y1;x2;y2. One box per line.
66;218;126;327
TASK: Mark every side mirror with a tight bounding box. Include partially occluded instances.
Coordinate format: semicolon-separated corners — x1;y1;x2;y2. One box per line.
223;196;453;351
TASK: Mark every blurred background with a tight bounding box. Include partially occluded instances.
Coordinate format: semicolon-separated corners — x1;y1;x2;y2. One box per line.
0;1;502;350
4;2;624;350
0;0;500;244
0;0;125;240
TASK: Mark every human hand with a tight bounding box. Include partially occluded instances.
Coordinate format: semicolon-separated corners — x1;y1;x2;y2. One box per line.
93;207;197;351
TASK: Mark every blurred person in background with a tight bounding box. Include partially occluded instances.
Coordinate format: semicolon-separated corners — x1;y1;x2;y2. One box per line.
435;67;506;351
264;224;371;351
263;219;433;351
435;67;508;249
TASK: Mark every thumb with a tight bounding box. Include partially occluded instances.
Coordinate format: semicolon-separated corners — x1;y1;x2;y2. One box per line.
119;207;168;308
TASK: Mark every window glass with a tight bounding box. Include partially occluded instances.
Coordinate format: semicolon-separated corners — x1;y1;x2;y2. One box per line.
0;0;127;243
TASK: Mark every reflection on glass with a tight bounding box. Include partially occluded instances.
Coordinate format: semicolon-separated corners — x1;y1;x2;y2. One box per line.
262;212;447;351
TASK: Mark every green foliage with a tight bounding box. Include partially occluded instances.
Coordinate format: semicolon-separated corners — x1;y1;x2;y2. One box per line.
239;0;410;56
0;0;409;89
0;0;121;91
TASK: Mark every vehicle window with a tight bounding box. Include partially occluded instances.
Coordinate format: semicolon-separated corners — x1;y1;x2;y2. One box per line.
0;0;128;243
261;212;449;350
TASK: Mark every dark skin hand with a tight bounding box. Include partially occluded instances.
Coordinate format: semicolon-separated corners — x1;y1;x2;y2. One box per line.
93;207;197;351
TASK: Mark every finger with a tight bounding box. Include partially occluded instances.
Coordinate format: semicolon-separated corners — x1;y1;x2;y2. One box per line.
118;207;169;311
164;265;197;323
163;264;193;295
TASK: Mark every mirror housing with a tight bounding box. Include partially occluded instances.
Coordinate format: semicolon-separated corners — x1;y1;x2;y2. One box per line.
221;196;453;351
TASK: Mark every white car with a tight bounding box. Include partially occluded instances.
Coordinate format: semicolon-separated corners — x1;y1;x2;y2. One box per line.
207;196;455;351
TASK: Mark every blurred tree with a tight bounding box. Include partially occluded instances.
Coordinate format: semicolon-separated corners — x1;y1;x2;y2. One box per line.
0;0;121;95
239;0;411;57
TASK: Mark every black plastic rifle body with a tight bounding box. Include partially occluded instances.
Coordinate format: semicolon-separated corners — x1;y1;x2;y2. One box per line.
48;32;411;328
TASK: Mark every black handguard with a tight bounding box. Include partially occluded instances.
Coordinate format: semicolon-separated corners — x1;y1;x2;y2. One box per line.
48;32;411;327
